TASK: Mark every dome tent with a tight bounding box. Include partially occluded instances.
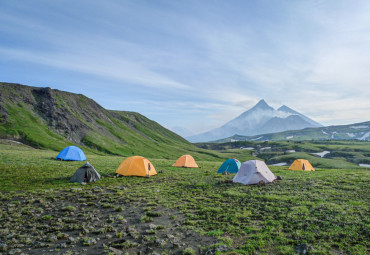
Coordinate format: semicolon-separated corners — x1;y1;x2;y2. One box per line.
70;162;101;184
217;158;241;174
233;160;276;185
288;159;315;171
116;156;156;177
56;146;86;161
172;155;198;168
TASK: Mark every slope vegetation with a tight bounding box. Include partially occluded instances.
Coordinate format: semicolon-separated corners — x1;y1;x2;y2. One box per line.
0;82;219;159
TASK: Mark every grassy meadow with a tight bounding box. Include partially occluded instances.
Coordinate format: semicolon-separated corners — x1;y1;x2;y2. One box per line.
0;141;369;254
198;140;370;169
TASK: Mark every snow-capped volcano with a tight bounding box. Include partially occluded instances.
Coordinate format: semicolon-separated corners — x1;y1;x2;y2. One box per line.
187;99;322;142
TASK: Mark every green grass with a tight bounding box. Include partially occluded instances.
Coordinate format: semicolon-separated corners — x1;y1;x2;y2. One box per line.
0;142;369;254
198;140;370;168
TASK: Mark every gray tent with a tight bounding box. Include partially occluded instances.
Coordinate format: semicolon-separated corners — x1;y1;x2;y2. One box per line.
70;162;101;184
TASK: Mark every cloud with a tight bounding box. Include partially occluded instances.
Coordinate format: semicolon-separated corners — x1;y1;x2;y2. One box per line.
0;45;191;90
1;0;370;133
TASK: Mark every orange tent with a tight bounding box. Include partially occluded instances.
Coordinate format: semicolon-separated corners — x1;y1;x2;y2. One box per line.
288;159;315;171
116;156;157;177
172;155;198;168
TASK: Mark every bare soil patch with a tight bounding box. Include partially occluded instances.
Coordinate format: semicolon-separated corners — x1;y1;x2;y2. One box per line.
0;186;218;254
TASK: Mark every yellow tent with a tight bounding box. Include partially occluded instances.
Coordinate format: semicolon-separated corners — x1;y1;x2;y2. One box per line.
116;156;157;177
288;159;315;171
172;155;198;168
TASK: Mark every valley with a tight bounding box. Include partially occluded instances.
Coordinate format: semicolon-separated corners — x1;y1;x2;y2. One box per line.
197;140;370;169
0;83;369;254
0;142;368;254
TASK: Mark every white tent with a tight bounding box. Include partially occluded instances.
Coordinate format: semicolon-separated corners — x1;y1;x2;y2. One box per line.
233;160;276;185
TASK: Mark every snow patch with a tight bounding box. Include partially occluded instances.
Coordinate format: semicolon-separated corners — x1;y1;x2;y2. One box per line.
350;125;368;129
359;132;370;140
359;164;370;168
274;110;293;118
271;162;287;166
286;150;296;153
250;136;263;141
240;147;254;150
321;130;327;135
311;151;330;157
346;133;355;138
260;147;271;151
286;136;294;139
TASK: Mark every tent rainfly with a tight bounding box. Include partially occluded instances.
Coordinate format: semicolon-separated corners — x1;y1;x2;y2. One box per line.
217;158;241;174
172;155;198;168
116;156;156;177
56;146;86;161
288;159;315;171
70;162;101;184
233;160;276;185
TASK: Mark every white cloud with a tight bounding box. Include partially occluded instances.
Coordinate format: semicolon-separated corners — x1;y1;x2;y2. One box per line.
0;46;191;90
1;0;370;133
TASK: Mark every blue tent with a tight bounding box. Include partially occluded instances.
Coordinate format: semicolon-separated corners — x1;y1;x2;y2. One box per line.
56;146;87;161
217;158;241;174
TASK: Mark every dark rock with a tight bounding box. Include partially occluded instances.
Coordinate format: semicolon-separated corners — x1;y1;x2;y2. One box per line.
155;239;165;246
47;235;58;242
296;243;313;254
57;243;67;249
8;248;22;255
108;246;123;255
206;244;233;255
67;237;77;244
33;241;49;248
257;180;265;186
0;243;7;252
83;238;97;246
277;175;283;180
149;224;157;230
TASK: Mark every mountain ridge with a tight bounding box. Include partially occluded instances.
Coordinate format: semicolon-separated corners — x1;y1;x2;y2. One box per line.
187;99;322;142
0;82;219;159
213;121;370;142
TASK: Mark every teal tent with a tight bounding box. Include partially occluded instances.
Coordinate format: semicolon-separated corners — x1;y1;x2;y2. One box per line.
217;158;241;174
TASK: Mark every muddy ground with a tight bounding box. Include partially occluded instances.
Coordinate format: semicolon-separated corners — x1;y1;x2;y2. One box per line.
0;186;222;255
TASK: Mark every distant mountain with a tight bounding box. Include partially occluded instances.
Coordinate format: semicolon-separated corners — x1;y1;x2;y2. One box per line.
214;121;370;142
0;82;218;159
277;105;322;127
187;99;322;142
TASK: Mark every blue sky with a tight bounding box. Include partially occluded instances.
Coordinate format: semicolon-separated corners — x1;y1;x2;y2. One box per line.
1;0;369;136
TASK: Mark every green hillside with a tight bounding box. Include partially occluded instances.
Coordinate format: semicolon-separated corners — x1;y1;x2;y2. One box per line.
0;82;220;160
197;140;370;168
